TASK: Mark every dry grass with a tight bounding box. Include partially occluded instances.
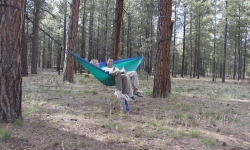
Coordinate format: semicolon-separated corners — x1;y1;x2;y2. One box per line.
0;69;250;150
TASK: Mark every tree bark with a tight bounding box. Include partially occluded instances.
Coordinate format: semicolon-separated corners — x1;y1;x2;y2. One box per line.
80;0;87;74
21;0;28;77
127;14;132;58
153;0;172;98
88;0;94;61
63;0;80;82
0;0;25;122
222;0;227;82
181;7;186;77
110;0;123;60
31;0;41;74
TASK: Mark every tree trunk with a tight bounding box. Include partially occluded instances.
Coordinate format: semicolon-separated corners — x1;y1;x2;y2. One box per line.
63;0;80;82
88;0;94;61
31;0;41;74
153;0;172;98
189;12;193;79
62;1;67;72
80;0;87;74
197;15;201;79
172;5;176;77
222;0;227;83
21;0;28;77
0;0;25;122
212;2;217;82
237;6;241;81
100;0;109;62
181;8;186;78
242;26;247;80
110;0;123;60
127;14;132;58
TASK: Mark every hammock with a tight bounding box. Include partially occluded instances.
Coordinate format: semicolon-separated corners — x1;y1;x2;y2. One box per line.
69;52;144;86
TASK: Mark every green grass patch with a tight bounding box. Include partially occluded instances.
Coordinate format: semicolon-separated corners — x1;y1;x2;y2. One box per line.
29;101;41;116
145;90;153;97
0;128;11;140
92;90;98;95
222;128;232;134
187;87;201;92
15;119;24;126
179;103;192;111
201;136;216;147
189;130;200;138
200;110;214;118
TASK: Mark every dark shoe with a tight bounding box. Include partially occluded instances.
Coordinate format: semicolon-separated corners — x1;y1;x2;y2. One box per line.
129;96;138;103
133;91;143;97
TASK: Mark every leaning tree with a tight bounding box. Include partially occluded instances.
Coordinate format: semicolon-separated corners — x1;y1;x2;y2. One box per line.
0;0;25;122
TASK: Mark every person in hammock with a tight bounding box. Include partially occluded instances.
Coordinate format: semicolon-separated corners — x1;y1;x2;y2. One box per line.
102;58;143;97
90;58;142;103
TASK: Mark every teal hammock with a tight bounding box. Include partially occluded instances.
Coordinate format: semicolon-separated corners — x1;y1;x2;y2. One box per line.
69;52;144;86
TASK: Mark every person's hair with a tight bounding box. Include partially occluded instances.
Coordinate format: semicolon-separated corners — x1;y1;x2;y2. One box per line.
107;58;113;61
90;59;98;65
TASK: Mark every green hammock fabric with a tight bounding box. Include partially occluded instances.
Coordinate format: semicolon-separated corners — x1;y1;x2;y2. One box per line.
69;52;144;86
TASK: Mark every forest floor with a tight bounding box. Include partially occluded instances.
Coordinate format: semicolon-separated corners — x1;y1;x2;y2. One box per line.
0;69;250;150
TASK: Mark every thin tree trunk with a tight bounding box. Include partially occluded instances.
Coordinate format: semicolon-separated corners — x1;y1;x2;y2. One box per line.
62;2;67;72
31;1;41;74
80;0;87;74
21;0;28;76
222;0;227;82
197;15;201;79
172;5;176;77
88;0;94;61
189;12;193;79
243;26;247;79
127;14;132;58
181;7;186;77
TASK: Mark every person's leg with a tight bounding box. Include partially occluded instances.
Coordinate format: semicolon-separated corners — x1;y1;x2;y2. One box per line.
121;74;133;97
126;71;139;90
115;72;122;91
126;71;143;97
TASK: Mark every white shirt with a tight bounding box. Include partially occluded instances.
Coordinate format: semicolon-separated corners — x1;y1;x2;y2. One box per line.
102;67;119;73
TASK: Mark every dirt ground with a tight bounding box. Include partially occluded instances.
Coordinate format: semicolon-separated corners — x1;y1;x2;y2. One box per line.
0;69;250;150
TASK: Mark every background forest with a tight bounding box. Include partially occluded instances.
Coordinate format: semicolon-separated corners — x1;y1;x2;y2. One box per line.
25;0;250;81
1;0;250;149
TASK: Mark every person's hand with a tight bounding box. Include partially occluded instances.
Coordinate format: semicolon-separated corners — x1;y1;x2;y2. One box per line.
121;67;126;74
